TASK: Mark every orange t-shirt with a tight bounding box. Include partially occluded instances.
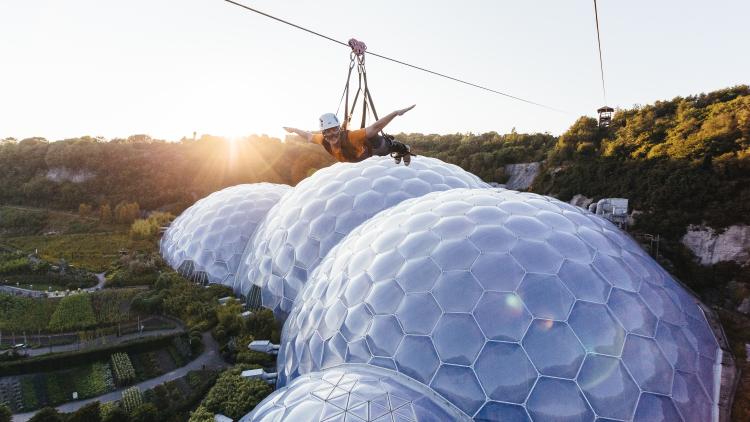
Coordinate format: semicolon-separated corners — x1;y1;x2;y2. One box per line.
312;128;372;163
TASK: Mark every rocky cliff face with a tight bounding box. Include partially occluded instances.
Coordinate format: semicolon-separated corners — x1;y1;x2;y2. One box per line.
46;168;95;183
682;225;750;266
504;162;541;190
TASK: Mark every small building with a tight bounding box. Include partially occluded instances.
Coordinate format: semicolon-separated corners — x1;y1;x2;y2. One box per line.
591;198;628;227
597;106;614;127
214;414;233;422
248;340;279;354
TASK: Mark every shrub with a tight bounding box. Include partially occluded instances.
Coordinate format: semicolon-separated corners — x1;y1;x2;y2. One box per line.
28;407;64;422
101;405;128;422
67;401;101;422
0;404;11;422
129;403;159;422
188;406;214;422
198;366;273;419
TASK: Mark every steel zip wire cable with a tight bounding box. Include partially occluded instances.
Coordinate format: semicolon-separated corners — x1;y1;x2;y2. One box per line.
223;0;568;113
593;0;607;104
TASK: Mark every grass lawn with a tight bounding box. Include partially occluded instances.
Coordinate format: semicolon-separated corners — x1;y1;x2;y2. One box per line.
2;232;155;272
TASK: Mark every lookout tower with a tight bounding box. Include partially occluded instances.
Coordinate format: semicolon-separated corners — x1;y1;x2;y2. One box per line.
597;106;614;127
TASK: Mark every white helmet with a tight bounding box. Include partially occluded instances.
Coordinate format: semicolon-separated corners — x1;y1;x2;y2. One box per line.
319;113;340;131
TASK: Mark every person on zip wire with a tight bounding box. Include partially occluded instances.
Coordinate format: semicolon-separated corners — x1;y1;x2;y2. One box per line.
283;105;415;165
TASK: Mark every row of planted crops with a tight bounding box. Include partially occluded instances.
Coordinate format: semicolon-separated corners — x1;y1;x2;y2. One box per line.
0;335;195;412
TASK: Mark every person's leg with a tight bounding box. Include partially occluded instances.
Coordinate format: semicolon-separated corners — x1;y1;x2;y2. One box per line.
369;135;391;156
368;135;413;165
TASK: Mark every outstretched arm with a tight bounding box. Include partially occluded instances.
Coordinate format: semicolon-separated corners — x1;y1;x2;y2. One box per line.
283;127;314;142
365;105;415;138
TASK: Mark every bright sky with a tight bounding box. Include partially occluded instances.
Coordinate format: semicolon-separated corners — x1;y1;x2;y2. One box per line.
1;0;748;141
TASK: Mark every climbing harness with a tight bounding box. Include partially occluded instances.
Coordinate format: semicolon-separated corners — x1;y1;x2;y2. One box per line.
339;38;415;165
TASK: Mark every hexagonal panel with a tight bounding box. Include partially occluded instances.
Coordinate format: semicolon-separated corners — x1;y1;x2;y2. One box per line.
366;315;404;357
622;334;673;396
474;342;537;403
504;215;550;240
430;365;485;416
471;253;525;292
468;225;517;253
517;273;574;321
430;239;480;271
568;301;626;356
366;279;406;315
686;314;720;359
474;292;531;342
672;371;712;422
475;402;530;422
432;313;484;365
431;215;476;239
395;293;442;335
593;253;640;292
394;335;440;384
557;259;610;303
607;288;658;337
639;282;685;327
535;210;576;233
341;273;373;307
522;320;585;378
633;392;682;422
527;377;594;422
396;257;441;293
340;303;373;342
397;230;440;257
368;250;406;283
578;226;620;257
697;354;717;400
577;354;640;420
511;239;564;274
655;321;698;373
432;271;483;313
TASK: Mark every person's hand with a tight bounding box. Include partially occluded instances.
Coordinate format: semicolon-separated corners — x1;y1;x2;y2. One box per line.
283;127;295;133
397;104;416;116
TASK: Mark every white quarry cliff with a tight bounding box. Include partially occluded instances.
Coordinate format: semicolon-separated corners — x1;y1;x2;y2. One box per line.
682;224;750;266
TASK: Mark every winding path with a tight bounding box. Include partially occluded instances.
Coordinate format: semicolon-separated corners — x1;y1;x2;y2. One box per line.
11;332;226;421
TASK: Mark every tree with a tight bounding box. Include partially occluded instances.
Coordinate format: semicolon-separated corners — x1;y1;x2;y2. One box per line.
130;219;155;239
130;403;159;422
114;202;140;224
99;203;112;223
216;298;244;339
245;309;279;342
67;401;102;422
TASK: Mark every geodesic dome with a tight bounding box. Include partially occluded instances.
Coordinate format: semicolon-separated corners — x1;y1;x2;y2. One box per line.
159;183;290;288
277;188;722;420
235;156;489;317
240;365;469;422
